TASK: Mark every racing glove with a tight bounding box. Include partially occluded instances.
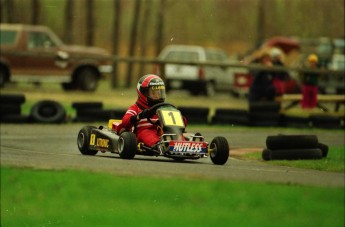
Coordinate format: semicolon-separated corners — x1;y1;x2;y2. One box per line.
138;109;154;119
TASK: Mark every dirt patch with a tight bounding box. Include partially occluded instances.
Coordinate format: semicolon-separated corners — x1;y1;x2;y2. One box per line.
230;147;263;158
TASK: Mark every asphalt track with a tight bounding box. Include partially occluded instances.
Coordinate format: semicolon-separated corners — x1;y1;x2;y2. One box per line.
1;124;344;187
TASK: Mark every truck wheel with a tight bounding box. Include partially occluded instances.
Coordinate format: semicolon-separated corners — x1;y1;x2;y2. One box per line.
77;68;99;91
77;126;98;155
117;131;137;159
210;136;229;165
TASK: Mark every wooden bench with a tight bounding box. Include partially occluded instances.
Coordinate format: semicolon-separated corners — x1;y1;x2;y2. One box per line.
276;94;345;112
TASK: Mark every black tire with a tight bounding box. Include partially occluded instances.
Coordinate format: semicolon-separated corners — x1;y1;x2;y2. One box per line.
178;106;209;124
211;115;250;126
249;112;281;127
262;149;271;161
72;102;103;110
75;109;126;122
212;108;250;126
0;94;25;104
266;135;318;150
210;136;229;165
317;142;329;158
76;68;99;91
0;114;30;123
249;102;281;112
0;104;21;116
270;148;323;160
117;131;137;159
30;100;66;123
77;126;98;155
280;115;311;128
310;114;341;129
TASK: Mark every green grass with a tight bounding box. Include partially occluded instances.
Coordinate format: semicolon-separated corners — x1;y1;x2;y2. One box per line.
1;166;344;227
244;146;345;172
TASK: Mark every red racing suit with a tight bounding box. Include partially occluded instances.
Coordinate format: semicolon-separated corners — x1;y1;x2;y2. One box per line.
121;102;160;147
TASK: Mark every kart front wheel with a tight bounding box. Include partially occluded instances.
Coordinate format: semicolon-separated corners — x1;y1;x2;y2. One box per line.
77;126;98;155
118;131;137;159
210;136;229;165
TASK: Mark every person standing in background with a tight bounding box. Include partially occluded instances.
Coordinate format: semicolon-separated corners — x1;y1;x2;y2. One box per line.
248;53;276;102
301;54;319;109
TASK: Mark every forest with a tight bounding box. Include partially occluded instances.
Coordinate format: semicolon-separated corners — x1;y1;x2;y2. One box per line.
1;0;344;57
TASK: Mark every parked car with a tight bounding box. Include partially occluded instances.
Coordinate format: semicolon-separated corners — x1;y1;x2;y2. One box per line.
0;23;113;91
154;45;234;96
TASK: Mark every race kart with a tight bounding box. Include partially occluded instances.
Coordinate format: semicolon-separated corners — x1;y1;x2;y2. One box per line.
77;102;230;165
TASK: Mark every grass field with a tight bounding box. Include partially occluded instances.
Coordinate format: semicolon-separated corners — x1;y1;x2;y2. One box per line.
1;166;344;227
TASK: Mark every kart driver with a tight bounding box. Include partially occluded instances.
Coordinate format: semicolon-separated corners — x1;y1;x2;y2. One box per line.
120;74;183;150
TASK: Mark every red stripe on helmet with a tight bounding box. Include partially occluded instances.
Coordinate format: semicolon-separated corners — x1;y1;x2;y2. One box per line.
141;74;160;88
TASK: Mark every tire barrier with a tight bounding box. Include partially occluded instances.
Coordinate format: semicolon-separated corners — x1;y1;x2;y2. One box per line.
0;94;29;123
72;101;126;122
249;101;281;127
310;114;342;129
211;108;250;126
30;100;66;123
263;134;327;160
280;115;311;128
249;112;281;127
178;106;209;124
249;101;281;112
0;93;342;128
72;102;103;122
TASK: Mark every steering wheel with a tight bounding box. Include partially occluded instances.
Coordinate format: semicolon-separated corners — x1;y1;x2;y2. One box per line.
146;102;177;125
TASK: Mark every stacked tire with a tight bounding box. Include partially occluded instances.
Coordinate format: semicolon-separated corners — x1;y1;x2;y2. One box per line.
249;102;281;127
262;135;328;161
0;94;29;123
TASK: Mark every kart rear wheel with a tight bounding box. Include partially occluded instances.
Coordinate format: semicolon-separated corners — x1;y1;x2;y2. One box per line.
77;126;98;155
118;131;137;159
210;136;229;165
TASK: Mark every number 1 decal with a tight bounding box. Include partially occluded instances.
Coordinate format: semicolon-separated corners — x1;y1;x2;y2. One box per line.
168;111;176;125
161;110;184;126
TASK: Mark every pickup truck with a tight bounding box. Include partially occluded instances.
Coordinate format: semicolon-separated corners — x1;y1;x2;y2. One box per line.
0;23;113;91
155;45;234;96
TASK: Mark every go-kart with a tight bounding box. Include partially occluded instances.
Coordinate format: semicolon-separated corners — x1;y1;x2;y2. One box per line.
77;102;230;165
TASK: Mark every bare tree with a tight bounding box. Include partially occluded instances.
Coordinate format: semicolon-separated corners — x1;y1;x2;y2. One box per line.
64;0;73;44
31;0;40;25
138;1;151;78
111;0;121;88
155;0;165;56
256;0;265;47
86;0;94;46
125;0;141;88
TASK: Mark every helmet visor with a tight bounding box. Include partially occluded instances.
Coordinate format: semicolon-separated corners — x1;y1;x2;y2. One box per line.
148;85;166;100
